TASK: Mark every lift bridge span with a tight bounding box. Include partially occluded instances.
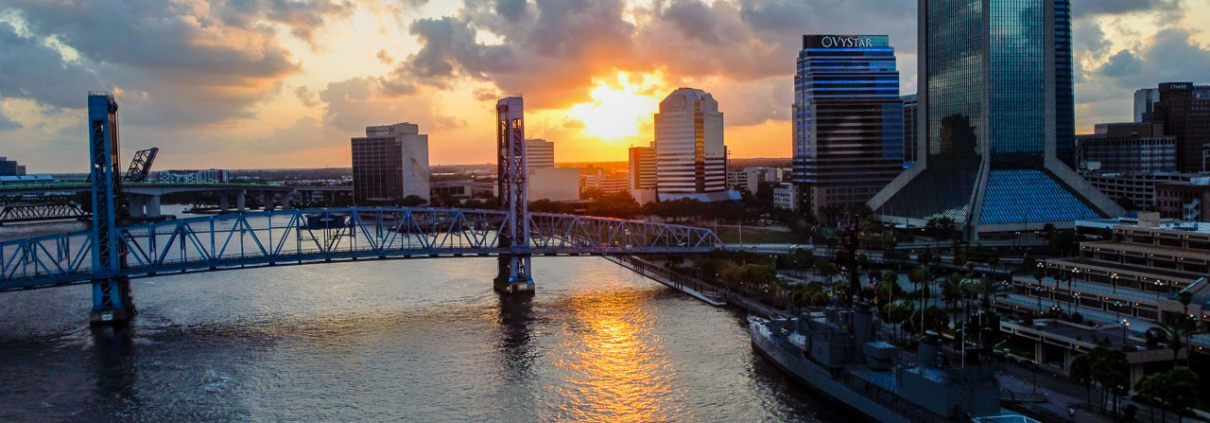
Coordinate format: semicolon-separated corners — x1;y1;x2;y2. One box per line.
0;207;720;294
12;93;722;324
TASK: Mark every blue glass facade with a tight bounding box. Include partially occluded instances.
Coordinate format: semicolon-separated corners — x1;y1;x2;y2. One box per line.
792;35;903;217
872;0;1117;238
1054;0;1076;168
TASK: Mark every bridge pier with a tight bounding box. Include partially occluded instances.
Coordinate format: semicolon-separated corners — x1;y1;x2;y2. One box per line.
220;195;229;213
146;195;161;218
89;277;136;325
493;253;535;295
236;190;246;213
128;196;146;218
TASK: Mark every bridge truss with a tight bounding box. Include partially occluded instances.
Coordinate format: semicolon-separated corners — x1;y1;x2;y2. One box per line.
0;207;721;292
0;203;90;224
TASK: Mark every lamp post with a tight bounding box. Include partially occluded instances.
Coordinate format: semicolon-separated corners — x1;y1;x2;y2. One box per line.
1072;292;1081;315
1122;319;1129;348
1114;301;1122;342
1111;273;1119;293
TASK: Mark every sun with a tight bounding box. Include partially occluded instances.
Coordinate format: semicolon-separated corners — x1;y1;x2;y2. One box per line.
567;73;661;141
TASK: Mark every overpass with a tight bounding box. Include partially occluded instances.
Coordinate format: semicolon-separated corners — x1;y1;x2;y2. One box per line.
0;181;294;218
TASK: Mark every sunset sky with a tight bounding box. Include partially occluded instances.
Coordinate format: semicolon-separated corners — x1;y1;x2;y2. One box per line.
1;0;1209;173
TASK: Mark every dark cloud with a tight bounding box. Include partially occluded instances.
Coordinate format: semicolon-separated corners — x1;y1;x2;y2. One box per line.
0;0;333;126
0;21;102;109
382;0;637;109
214;0;355;45
1072;20;1111;58
495;0;528;21
1090;28;1210;88
383;0;913;119
1098;49;1142;77
1072;0;1180;19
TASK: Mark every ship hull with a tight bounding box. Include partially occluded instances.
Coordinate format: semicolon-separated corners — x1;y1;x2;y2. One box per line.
749;318;918;423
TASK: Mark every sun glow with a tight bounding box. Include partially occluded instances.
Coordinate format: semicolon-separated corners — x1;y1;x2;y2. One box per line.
566;73;662;141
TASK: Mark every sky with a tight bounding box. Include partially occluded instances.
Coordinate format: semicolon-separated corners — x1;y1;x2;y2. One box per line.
0;0;1208;173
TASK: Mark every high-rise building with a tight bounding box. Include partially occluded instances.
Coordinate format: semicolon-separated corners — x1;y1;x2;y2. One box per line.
351;123;430;205
792;35;904;218
902;94;918;167
1054;0;1076;169
525;139;554;172
870;0;1122;239
1151;82;1210;173
1134;88;1160;123
628;142;657;190
654;88;728;201
0;157;19;177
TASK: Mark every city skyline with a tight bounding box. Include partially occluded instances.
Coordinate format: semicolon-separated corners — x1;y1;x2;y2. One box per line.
0;1;1208;172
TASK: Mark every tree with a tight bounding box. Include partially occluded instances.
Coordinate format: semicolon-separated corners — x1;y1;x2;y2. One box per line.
1134;372;1166;423
1155;312;1196;366
917;250;934;266
909;305;949;334
968;277;1008;311
885;300;916;345
1089;346;1128;414
1162;366;1200;423
1070;352;1094;407
399;195;427;207
939;273;967;311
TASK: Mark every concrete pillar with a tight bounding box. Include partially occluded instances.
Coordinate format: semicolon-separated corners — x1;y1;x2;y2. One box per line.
220;194;229;213
236;190;246;213
89;277;136;325
128;196;145;218
147;195;161;218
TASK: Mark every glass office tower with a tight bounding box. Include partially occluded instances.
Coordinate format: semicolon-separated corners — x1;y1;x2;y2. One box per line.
868;0;1122;240
792;35;904;219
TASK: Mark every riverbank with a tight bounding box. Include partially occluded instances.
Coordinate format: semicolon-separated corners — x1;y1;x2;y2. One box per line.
611;255;788;318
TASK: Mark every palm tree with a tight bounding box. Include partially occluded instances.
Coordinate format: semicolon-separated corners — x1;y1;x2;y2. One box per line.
1156;312;1196;365
939;273;967;312
1070;352;1094;407
969;276;1009;311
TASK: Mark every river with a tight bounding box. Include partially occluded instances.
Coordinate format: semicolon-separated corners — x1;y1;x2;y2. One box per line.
0;208;847;422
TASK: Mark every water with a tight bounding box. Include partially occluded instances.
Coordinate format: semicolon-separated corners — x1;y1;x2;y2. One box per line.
0;213;848;423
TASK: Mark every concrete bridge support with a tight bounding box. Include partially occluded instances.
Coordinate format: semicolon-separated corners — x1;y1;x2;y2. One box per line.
89;278;136;324
220;195;229;213
126;195;163;219
236;190;246;213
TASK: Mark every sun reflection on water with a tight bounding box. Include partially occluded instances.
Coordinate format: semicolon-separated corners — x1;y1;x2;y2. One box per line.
548;290;681;422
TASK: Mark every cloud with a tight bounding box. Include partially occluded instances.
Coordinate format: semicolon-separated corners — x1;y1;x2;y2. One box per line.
380;0;917;115
1072;0;1180;19
319;77;466;132
1087;28;1210;88
1;0;322;126
295;86;320;107
0;21;102;109
0;110;20;131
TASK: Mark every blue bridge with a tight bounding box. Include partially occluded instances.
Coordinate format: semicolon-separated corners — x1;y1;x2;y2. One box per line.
0;93;724;324
0;206;720;292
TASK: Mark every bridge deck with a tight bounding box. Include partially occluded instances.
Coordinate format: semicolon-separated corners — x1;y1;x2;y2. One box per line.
0;207;721;291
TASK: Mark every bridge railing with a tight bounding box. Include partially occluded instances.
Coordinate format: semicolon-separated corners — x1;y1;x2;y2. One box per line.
0;207;723;291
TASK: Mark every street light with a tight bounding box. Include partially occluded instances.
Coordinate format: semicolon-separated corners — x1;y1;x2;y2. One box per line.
1122;319;1129;347
1111;273;1119;293
1114;301;1122;341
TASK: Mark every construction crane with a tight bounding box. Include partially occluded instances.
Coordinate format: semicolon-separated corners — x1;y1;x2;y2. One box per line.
123;147;159;182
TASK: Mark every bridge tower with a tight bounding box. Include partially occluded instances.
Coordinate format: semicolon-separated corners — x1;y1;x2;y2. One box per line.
494;96;534;294
87;92;135;324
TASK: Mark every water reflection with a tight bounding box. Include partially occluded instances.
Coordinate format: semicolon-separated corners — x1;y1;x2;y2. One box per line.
87;324;140;421
552;290;677;423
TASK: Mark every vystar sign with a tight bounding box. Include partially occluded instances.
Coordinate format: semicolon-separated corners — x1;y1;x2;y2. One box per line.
803;35;889;49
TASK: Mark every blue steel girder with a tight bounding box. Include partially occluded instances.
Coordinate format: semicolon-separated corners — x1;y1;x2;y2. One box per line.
0;207;721;291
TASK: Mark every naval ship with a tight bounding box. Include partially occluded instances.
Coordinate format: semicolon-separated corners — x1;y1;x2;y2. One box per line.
749;303;1004;423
